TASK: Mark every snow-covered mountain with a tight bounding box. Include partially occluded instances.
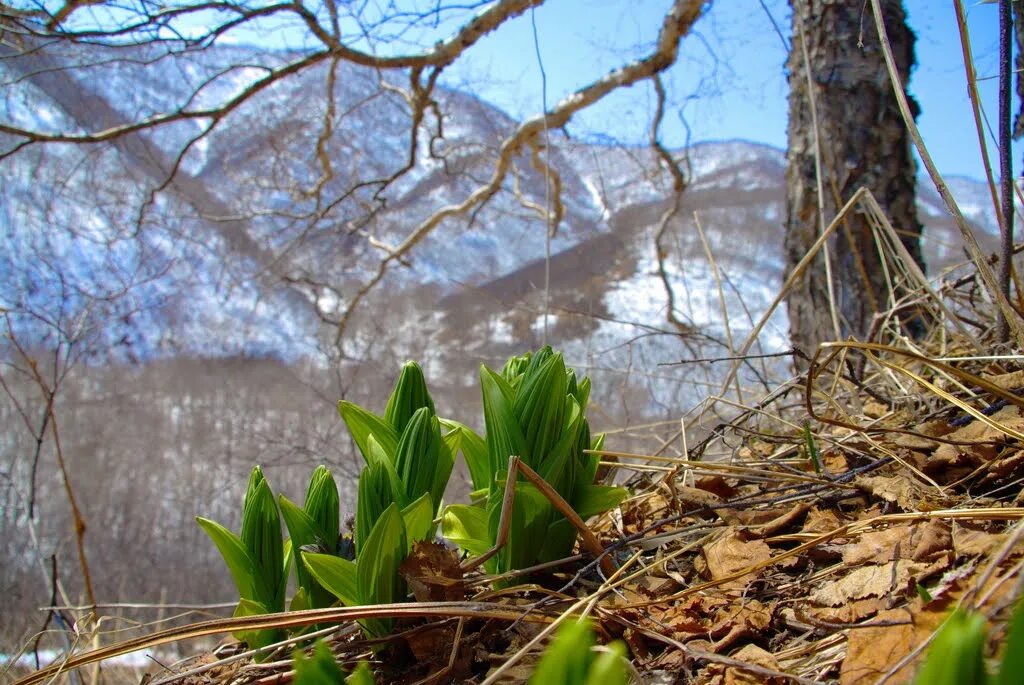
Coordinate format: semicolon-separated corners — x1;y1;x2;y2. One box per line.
0;42;999;410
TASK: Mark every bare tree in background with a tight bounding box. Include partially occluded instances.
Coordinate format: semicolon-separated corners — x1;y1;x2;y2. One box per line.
0;0;716;647
0;0;707;354
784;0;923;361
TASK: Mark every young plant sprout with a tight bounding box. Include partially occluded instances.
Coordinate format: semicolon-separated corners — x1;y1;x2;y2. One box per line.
442;347;627;577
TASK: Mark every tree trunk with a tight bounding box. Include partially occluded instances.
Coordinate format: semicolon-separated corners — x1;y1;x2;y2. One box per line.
784;0;923;363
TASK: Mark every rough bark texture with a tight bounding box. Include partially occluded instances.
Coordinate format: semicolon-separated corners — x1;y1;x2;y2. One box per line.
785;0;923;361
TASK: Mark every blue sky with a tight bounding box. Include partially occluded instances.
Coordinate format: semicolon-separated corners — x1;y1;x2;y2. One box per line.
441;0;1008;182
65;0;1008;182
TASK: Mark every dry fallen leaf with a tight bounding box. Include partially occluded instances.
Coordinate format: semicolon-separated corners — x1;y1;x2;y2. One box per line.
801;507;845;535
810;558;947;606
806;597;889;623
398;540;464;602
854;474;925;510
718;503;809;535
724;644;785;685
701;529;772;591
708;599;774;651
953;524;1005;558
840;606;945;684
841;521;951;565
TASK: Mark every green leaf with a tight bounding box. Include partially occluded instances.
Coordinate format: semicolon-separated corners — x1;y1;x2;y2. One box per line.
239;467;284;611
356;463;387;556
394;407;441;505
481;365;528;482
512;351;567;470
538;396;583;497
357;504;408;636
572;374;592;412
803;421;822;474
240;466;268;552
196;517;258;602
338;400;399;464
538;517;578;564
501;351;531;382
303;551;359;607
384;361;435;435
294;640;348;685
442;419;490;492
584;640;629;685
488;481;551;574
574;484;628;519
996;599;1024;685
304;465;340;549
913;608;988;685
430;426;458;517
279;496;335;610
441;504;492;557
401;492;434;550
232;598;283;655
365;435;408;508
346;661;376;685
289;585;310;612
528;619;595;685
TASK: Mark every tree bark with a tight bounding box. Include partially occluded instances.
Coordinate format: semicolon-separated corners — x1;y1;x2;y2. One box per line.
785;0;923;362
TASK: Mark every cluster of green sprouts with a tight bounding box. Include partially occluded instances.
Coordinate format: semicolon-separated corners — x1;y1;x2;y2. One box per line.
197;348;628;676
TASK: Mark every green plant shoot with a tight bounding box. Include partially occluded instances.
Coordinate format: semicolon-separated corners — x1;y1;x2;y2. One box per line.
338;361;456;549
196;465;287;651
279;465;341;611
528;619;629;685
303;502;410;638
292;640;375;685
443;347;627;576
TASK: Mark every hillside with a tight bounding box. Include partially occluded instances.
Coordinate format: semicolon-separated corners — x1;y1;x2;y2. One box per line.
0;41;1006;655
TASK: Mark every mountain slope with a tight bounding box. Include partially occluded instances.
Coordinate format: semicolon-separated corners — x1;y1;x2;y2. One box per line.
0;43;999;390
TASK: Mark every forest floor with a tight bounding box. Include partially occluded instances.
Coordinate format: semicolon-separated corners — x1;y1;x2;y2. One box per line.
6;260;1024;685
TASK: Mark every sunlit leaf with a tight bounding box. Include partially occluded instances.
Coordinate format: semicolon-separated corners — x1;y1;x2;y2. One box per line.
913;608;987;685
512;351;567;470
996;599;1024;685
480;365;528;481
527;619;594;684
196;517;257;602
538;396;582;496
304;465;340;549
232;598;282;655
584;640;628;685
303;551;359;607
442;419;489;492
279;495;335;609
239;467;284;611
346;661;376;685
488;481;550;574
394;407;440;505
293;640;347;685
430;426;458;516
574;484;628;520
338;400;399;464
356;462;393;555
441;504;492;557
356;503;407;636
289;585;310;612
365;435;407;508
401;492;434;550
384;361;435;435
